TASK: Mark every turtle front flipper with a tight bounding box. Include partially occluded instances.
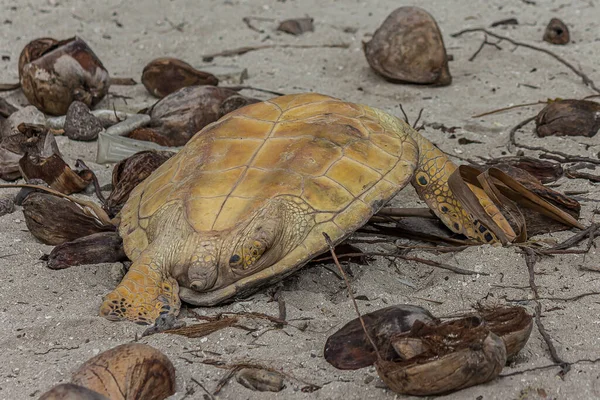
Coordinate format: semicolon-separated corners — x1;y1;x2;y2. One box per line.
100;252;180;325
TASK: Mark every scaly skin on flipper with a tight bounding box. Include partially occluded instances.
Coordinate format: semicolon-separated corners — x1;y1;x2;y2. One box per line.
100;93;519;324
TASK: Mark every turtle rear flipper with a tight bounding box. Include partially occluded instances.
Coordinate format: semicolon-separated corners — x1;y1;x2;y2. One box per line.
99;252;180;325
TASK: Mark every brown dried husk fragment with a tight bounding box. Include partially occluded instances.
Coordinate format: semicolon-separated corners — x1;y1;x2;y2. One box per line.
19;152;93;194
324;305;438;370
129;85;239;146
19;36;110;115
39;383;109;400
105;150;175;216
164;315;239;338
71;343;175;400
142;57;219;98
543;18;570;45
277;17;314;35
22;192;115;245
363;7;451;85
481;156;563;184
43;231;127;270
477;306;533;359
535;99;600;138
0;122;59;181
377;318;506;395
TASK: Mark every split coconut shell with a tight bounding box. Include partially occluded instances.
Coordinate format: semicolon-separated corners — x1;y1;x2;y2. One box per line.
535;99;600;138
142;57;219;98
19;36;110;115
363;7;451;85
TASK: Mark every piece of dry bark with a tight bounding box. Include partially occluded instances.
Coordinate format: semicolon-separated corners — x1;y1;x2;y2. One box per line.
543;18;570;45
535;99;600;138
142;57;219;98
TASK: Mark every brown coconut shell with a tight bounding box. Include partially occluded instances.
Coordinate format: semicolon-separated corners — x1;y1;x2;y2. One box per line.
142;57;219;98
535;99;600;138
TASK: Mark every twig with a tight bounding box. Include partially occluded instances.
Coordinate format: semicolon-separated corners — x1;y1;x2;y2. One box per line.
109;77;137;86
202;43;350;61
452;28;600;94
522;247;571;377
190;377;215;400
549;223;599;251
223;85;285;96
508;116;537;152
472;101;547;118
468;33;502;62
565;166;600;182
412;108;424;129
397;255;487;275
0;82;20;91
242;16;274;33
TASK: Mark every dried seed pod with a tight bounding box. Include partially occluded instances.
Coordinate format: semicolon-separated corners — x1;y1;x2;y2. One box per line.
535;99;600;138
131;85;239;146
377;318;506;395
277;17;314;35
324;305;438;370
71;343;176;400
363;7;451;85
236;368;285;392
63;101;104;141
20;37;110;115
105;150;175;216
142;57;219;98
43;231;127;270
39;383;109;400
22;192;115;245
218;94;261;117
543;18;570;45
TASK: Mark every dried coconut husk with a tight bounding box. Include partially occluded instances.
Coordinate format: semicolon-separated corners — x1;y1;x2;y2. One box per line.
480;156;563;184
105;150;175;216
363;7;451;85
476;306;533;359
535;99;600;138
19;36;110;115
22;192;115;245
324;305;438;370
42;231;127;270
0;121;59;181
39;383;109;400
543;18;570;45
19;152;93;194
142;57;219;98
128;85;239;146
377;318;506;396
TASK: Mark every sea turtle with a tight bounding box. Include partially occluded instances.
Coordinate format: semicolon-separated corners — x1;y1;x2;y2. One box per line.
100;93;512;324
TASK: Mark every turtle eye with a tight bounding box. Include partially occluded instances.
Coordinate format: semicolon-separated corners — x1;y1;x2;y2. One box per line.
229;254;242;268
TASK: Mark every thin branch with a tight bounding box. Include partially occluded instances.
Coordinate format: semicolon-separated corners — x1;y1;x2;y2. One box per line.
202;43;350;61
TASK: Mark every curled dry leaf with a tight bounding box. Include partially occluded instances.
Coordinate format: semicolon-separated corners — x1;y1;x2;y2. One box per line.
236;368;285;392
63;101;104;141
535;99;600;138
543;18;570;45
22;192;115;245
377;318;506;396
105;150;175;216
277;17;314;35
128;85;239;146
19;36;110;115
142;57;219;98
42;231;127;270
324;305;438;370
363;7;451;85
19;152;93;194
70;343;176;400
39;383;109;400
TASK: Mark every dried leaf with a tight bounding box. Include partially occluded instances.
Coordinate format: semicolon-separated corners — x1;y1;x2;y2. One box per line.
535;99;600;138
42;232;127;270
324;305;438;370
236;368;285;392
363;7;451;85
20;37;110;115
71;343;175;400
277;18;314;35
543;18;570;45
142;57;219;98
22;192;114;245
164;316;238;338
105;150;175;216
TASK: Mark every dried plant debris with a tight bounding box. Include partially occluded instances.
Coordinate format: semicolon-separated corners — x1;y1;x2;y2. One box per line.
142;57;219;98
535;99;600;138
63;101;104;141
363;7;451;85
42;231;127;270
480;156;563;184
219;94;261;116
22;192;114;245
543;18;570;45
277;17;314;35
163;315;238;338
105;150;175;216
20;153;93;194
324;305;438;370
326;305;532;396
19;36;110;115
236;368;285;392
128;85;239;146
39;343;175;400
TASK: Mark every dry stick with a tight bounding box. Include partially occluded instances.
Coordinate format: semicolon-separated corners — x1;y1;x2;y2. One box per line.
472;101;547;118
522;247;571;377
549;223;599;251
468;33;502;62
190;377;215;400
323;233;383;362
202;43;350;61
224;85;285;96
451;28;600;94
